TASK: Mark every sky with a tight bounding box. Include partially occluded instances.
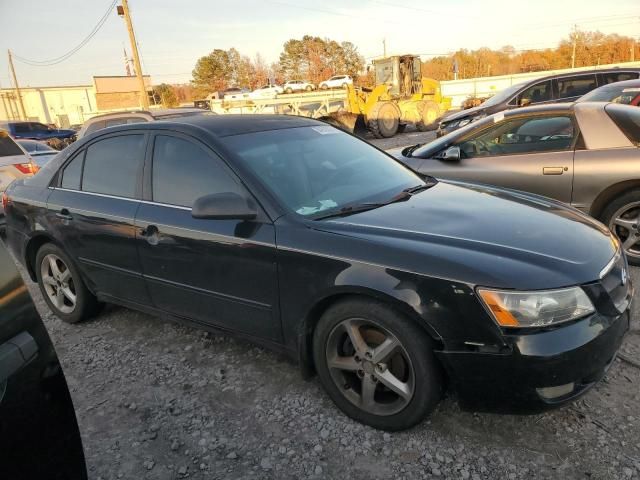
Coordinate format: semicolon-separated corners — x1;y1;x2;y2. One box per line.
0;0;639;87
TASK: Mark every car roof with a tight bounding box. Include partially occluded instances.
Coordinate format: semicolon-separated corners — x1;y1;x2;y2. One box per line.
592;79;640;89
518;67;640;86
84;108;204;122
500;102;575;117
87;114;326;138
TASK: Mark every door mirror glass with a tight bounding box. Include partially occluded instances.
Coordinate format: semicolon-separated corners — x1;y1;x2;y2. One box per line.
441;146;461;161
192;192;257;220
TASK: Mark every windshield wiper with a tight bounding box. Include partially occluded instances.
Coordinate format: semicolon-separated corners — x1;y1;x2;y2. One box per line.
403;184;432;194
313;191;412;221
402;143;422;157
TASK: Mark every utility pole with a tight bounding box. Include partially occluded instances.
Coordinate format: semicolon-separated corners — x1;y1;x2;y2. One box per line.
117;0;149;109
383;38;386;58
7;50;26;120
571;24;578;69
632;39;636;62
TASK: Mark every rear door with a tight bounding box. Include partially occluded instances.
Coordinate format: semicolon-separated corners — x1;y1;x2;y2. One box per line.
135;133;280;341
46;131;150;305
419;114;577;203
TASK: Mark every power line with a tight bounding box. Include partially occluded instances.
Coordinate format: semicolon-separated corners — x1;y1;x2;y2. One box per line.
13;0;118;66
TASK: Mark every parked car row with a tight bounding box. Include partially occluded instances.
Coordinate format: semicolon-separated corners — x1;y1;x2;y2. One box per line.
436;67;640;136
2;111;633;431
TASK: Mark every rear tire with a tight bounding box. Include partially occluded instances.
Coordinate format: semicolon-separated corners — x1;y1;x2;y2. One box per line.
320;84;328;90
35;243;101;323
305;85;313;91
313;298;443;431
367;102;400;138
285;88;293;94
600;190;640;266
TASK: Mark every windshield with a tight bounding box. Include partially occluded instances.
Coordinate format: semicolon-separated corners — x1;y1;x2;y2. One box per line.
221;125;423;217
579;85;640;104
481;83;526;107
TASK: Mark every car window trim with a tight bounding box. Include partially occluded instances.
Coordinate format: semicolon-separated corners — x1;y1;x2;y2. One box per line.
447;112;580;159
49;186;191;210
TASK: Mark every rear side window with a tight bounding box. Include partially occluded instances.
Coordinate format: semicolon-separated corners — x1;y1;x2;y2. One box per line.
61;152;84;190
557;75;597;99
606;105;640;146
152;135;243;207
602;72;638;84
0;134;23;157
82;135;145;198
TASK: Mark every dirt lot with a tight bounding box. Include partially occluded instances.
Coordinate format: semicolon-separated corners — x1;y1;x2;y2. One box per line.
367;127;436;151
12;259;638;480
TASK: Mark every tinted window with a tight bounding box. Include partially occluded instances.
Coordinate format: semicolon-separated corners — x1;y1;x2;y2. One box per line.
61;152;84;190
602;72;638;84
221;126;422;217
457;115;575;158
0;133;23;157
82;135;144;197
557;75;597;99
606;104;640;145
152;135;243;207
518;81;552;105
13;123;31;134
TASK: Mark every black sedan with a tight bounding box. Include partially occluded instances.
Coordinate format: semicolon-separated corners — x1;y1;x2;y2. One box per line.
2;115;632;430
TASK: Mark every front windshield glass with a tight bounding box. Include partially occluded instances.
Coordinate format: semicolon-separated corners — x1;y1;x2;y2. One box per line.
221;125;423;217
481;83;525;107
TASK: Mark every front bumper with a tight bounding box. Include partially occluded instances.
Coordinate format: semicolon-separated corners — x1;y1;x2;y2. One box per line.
436;308;630;413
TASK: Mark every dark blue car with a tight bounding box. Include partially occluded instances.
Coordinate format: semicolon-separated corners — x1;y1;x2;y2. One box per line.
0;121;76;142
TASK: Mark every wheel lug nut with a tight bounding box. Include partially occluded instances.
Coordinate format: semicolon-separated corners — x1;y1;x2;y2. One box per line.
354;355;360;362
365;352;372;359
357;369;364;378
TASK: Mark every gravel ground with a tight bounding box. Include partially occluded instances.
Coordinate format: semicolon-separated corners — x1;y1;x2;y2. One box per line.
367;126;436;151
12;259;638;480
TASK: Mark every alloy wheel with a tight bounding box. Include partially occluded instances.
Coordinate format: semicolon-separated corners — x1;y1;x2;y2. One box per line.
608;201;640;260
40;253;76;314
325;318;415;416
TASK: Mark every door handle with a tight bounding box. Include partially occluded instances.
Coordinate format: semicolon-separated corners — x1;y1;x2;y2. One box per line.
543;167;566;175
140;225;159;246
55;208;73;220
0;332;38;384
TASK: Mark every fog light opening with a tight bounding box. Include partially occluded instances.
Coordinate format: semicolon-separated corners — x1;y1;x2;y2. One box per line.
536;383;575;400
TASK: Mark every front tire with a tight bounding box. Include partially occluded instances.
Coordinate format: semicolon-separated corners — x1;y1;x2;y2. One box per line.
313;298;443;430
35;243;101;323
601;190;640;265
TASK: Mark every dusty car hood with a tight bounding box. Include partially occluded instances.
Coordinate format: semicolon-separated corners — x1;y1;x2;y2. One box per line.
313;181;617;290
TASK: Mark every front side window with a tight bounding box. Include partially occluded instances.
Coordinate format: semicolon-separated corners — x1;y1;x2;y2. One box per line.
152;135;244;208
557;75;597;99
456;115;575;158
517;81;552;105
221;126;422;217
82;135;145;198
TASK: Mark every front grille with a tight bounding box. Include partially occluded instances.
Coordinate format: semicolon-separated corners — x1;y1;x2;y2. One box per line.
600;252;631;313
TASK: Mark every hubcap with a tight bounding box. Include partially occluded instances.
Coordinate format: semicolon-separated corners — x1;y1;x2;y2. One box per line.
609;201;640;260
325;318;415;416
40;254;76;314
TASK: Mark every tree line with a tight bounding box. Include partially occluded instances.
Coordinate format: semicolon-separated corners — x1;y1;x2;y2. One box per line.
190;35;365;96
422;31;639;80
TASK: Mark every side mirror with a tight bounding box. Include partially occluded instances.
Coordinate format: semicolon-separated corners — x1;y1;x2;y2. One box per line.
191;192;257;220
519;98;531;107
441;146;461;161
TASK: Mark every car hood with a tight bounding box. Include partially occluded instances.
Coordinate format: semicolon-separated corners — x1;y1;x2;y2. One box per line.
312;181;617;290
441;105;486;123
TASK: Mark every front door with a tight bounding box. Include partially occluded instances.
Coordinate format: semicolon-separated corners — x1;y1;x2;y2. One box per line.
135;133;280;342
47;132;149;305
422;114;577;203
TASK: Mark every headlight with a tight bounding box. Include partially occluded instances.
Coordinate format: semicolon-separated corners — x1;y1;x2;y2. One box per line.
477;287;595;328
458;118;471;127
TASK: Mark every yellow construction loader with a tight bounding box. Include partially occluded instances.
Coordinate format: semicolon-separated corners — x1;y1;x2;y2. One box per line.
331;55;451;138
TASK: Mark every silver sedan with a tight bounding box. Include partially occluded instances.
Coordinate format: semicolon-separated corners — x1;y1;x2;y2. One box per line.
391;102;640;263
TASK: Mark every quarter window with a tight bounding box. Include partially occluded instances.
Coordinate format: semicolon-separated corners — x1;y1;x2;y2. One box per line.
82;135;145;198
61;152;84;190
557;75;597;99
152;135;243;208
601;72;638;84
457;115;576;158
517;81;552;105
